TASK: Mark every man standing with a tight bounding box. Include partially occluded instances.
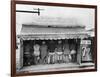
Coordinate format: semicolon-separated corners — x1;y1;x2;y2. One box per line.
40;41;48;64
33;44;40;64
70;43;76;62
24;44;31;66
63;40;70;63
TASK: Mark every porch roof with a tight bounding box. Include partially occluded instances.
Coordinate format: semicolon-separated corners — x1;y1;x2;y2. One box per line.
19;24;89;40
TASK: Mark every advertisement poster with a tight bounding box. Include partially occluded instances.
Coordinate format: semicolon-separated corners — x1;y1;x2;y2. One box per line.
81;40;92;62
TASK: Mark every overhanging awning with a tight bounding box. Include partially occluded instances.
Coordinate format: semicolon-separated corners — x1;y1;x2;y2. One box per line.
19;34;89;40
18;25;90;40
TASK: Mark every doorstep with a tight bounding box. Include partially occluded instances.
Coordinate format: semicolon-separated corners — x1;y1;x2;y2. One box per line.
80;62;94;67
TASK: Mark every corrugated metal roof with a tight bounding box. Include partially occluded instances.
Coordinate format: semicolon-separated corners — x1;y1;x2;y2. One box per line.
21;24;86;35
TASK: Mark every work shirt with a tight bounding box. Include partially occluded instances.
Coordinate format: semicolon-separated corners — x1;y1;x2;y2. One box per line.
48;42;55;52
33;44;40;56
56;44;63;52
63;43;70;54
40;44;48;59
24;44;31;55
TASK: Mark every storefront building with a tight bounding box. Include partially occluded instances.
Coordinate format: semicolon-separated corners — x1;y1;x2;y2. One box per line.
16;24;94;70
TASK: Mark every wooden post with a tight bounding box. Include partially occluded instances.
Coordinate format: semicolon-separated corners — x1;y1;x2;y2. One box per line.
77;39;81;65
19;38;24;69
16;37;21;70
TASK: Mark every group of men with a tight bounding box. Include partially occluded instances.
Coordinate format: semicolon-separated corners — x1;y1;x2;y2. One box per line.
24;40;76;65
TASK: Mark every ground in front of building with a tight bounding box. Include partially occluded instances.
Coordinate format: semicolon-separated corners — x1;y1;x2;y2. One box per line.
16;62;94;73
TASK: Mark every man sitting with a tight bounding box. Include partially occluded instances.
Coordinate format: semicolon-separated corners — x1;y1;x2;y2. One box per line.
56;40;63;63
47;40;56;64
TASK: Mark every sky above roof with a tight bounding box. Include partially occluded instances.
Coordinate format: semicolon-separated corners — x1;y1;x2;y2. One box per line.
16;4;95;34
